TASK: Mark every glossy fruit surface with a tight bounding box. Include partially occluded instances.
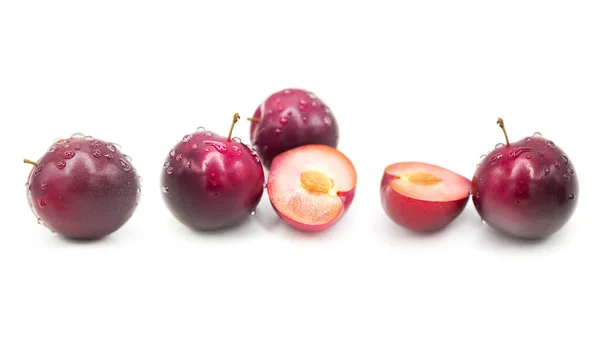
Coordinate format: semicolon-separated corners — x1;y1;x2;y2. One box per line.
472;119;579;239
249;88;339;168
161;115;265;231
380;162;470;232
25;134;141;240
267;144;356;232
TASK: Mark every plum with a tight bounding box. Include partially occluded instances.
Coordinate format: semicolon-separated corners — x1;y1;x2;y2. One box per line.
248;88;339;168
24;134;141;240
267;144;356;232
472;118;579;239
380;162;471;232
161;113;265;231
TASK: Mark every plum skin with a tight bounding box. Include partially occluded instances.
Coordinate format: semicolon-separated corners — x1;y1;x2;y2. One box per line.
472;135;579;239
160;131;265;231
26;137;141;240
380;171;469;232
250;88;339;168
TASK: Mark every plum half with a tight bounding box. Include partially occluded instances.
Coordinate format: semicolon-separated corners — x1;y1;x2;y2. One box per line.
249;88;339;168
472;118;579;239
380;162;471;232
267;144;356;232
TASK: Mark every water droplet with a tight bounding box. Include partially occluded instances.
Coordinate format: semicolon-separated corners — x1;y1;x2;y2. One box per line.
71;133;85;138
537;151;545;158
526;154;531;159
323;116;332;126
40;183;48;190
564;174;570;181
302;116;308;123
104;154;114;160
312;101;318;107
308;92;317;99
545;140;555;148
33;165;44;177
287;111;293;116
183;134;193;142
84;135;94;140
544;167;551;175
74;146;81;151
475;163;480;168
185;161;192;168
203;140;228;154
283;89;292;95
136;187;141;194
48;146;58;153
175;154;183;161
192;144;198;150
162;186;169;193
89;140;101;147
123;154;132;162
25;181;30;188
489;154;503;166
298;100;307;110
532;132;542;137
568;194;575;200
56;161;66;169
525;137;532;142
277;106;285;112
560;154;569;165
163;161;170;168
107;144;117;152
204;148;210;152
196;126;206;133
63;151;75;159
120;158;131;171
250;210;256;215
232;146;242;156
275;129;282;135
232;137;241;143
508;147;533;160
568;168;574;175
478;178;484;184
204;131;213;136
553;161;561;169
495;143;504;149
479;154;486;159
62;141;70;148
279;117;288;125
38;199;47;208
325;106;332;113
167;167;174;174
211;180;217;186
481;219;487;225
169;149;177;158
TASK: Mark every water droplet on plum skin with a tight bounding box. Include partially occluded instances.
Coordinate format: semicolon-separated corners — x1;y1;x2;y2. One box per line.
162;186;169;193
120;158;131;171
167;167;174;174
107;144;117;152
40;183;48;190
48;146;58;153
564;174;570;181
196;126;205;133
532;132;542;137
63;151;75;159
176;154;183;161
56;161;66;169
560;155;569;165
546;140;555;148
495;143;504;149
231;137;241;143
568;194;575;200
279;117;288;125
183;134;193;142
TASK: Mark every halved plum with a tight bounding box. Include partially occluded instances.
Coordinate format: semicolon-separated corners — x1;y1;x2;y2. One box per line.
267;144;357;232
380;162;470;232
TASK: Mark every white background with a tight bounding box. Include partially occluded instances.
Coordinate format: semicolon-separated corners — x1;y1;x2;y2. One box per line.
1;1;598;336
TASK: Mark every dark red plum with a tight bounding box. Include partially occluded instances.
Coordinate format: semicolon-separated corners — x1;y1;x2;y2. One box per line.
472;119;579;239
161;113;265;231
249;88;339;168
24;134;141;240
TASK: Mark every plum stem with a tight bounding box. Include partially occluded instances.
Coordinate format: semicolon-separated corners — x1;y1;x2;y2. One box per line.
228;113;241;140
247;117;260;123
497;118;510;145
23;159;38;166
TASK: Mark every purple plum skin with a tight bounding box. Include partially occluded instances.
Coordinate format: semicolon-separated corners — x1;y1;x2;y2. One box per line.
472;135;579;239
160;131;265;231
250;88;339;168
26;136;141;240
